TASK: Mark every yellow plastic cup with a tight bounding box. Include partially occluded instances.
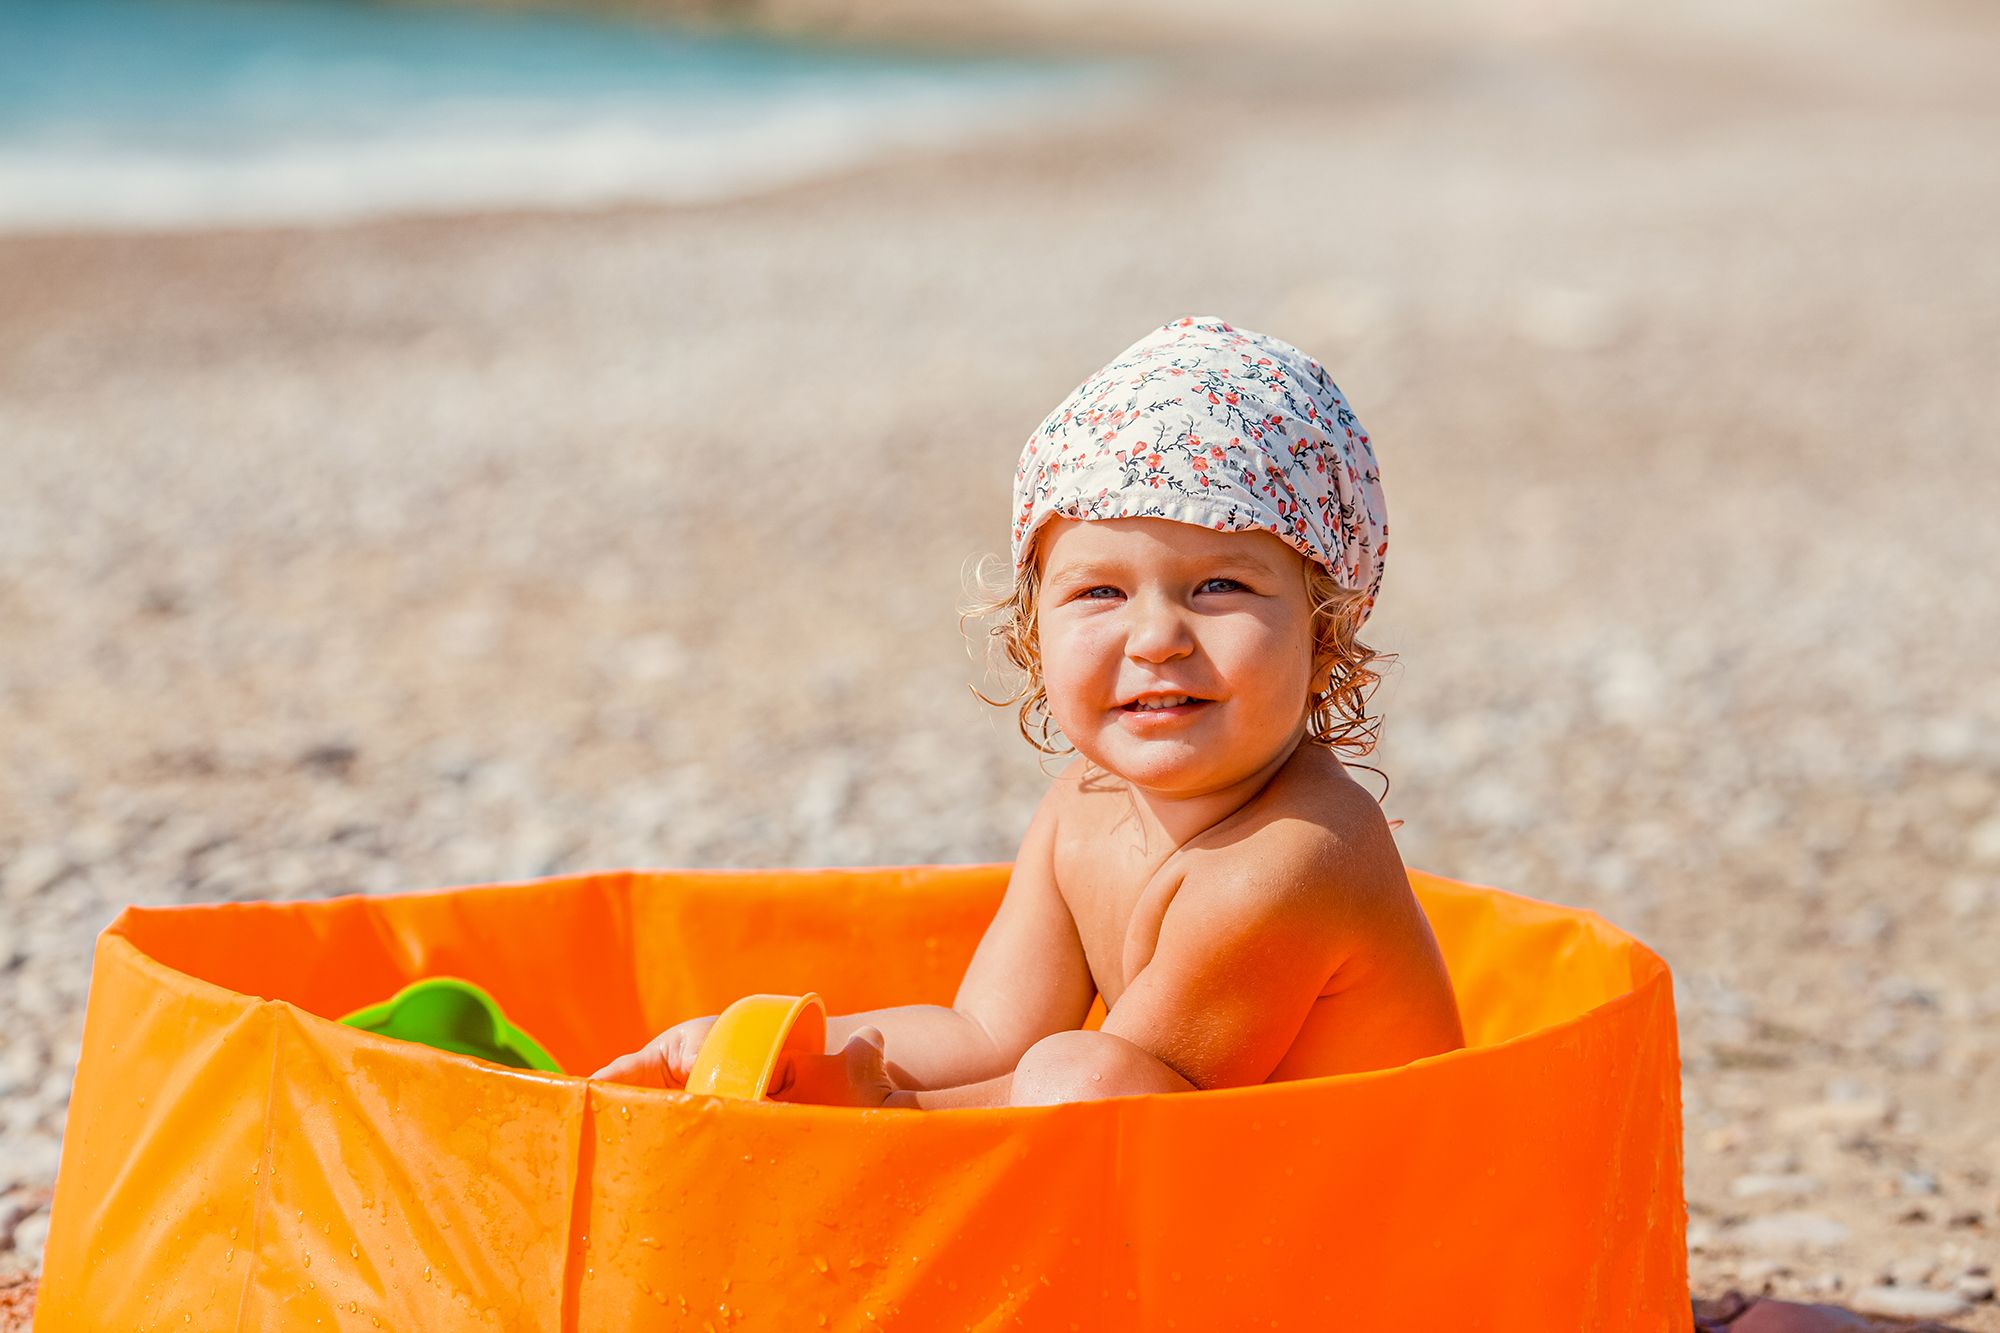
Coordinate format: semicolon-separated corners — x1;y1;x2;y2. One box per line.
684;992;826;1101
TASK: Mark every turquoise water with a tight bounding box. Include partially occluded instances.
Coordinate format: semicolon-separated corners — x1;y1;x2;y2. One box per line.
0;0;1122;229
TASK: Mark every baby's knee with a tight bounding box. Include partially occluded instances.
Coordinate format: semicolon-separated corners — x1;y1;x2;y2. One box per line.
1011;1030;1145;1106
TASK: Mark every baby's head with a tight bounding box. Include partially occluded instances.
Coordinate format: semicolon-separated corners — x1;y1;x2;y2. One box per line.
969;316;1388;793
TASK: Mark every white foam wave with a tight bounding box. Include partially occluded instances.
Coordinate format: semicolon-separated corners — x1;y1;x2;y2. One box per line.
0;81;1129;232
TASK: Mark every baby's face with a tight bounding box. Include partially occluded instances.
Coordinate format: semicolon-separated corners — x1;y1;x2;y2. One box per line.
1034;517;1316;798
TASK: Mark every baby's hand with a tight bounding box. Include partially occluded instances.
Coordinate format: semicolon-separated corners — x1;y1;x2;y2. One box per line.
590;1014;719;1088
768;1027;894;1108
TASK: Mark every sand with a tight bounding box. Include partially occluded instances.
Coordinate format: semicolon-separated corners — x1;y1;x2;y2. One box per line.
1;0;1996;1325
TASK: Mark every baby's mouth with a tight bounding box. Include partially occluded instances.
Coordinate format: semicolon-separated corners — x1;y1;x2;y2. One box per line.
1120;695;1209;713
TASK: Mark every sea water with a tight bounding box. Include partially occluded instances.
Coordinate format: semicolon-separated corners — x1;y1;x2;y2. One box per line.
0;0;1126;231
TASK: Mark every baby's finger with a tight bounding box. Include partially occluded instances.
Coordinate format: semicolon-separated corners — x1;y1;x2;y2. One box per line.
666;1033;704;1084
591;1039;675;1088
846;1028;886;1075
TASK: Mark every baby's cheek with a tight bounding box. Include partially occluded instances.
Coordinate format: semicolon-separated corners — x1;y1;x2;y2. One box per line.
1038;625;1108;695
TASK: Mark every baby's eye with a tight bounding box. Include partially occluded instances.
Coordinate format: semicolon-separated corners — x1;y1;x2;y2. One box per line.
1077;586;1122;600
1199;578;1246;593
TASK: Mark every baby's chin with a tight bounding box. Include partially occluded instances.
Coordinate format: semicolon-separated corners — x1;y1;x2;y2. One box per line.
1074;734;1251;797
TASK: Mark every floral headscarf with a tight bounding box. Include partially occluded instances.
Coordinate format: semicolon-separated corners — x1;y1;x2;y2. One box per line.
1011;316;1387;617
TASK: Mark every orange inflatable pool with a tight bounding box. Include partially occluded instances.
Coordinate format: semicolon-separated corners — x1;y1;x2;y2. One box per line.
34;865;1686;1331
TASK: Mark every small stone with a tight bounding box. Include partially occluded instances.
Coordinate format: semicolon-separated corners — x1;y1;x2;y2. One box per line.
1896;1168;1944;1200
1967;815;2000;865
1887;1256;1937;1286
0;1193;31;1251
1946;877;1995;918
1957;1273;1996;1301
1731;1173;1823;1200
1849;1285;1971;1319
1730;1211;1852;1251
8;1210;49;1267
1774;1094;1892;1133
1836;907;1893;947
1739;1256;1790;1286
1;846;71;902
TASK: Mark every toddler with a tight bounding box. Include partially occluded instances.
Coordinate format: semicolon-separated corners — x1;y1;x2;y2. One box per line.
596;316;1464;1106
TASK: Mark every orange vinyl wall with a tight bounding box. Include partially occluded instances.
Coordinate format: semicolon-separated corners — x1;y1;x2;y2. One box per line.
35;866;1686;1331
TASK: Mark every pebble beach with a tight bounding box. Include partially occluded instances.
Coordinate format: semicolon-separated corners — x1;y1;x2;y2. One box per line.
1;0;1997;1324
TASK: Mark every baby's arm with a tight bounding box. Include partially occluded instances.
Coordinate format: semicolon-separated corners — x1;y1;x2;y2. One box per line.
1093;822;1393;1089
826;783;1094;1093
594;784;1094;1097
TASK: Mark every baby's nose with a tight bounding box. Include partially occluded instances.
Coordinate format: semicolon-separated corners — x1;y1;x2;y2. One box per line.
1123;595;1195;661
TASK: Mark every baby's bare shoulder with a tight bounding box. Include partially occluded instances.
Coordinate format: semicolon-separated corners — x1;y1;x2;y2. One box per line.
1190;750;1405;912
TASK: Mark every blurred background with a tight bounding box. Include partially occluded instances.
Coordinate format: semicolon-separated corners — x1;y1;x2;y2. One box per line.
0;0;1995;1322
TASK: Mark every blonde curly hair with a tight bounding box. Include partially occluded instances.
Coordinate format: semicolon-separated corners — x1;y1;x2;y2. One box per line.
959;546;1390;766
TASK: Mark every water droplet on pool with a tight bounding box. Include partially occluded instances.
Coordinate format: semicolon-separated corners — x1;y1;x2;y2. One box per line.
812;1255;829;1273
303;1253;311;1268
620;1106;630;1121
423;1266;433;1283
350;1243;359;1259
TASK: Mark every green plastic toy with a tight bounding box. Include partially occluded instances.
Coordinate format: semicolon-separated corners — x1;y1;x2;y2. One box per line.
339;976;562;1073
